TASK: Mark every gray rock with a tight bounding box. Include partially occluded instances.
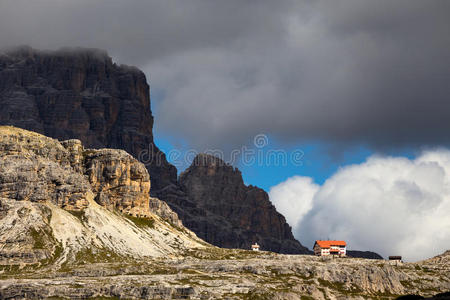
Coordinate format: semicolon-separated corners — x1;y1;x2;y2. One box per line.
177;153;311;254
0;46;176;192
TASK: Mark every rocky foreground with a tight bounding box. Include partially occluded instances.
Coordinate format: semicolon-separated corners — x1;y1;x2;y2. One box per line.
1;248;450;299
0;126;449;299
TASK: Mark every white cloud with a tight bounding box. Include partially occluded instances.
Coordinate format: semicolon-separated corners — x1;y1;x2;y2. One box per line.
269;150;450;262
269;176;319;233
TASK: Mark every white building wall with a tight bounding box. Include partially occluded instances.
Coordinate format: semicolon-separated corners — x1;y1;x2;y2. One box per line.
321;249;330;256
314;243;346;256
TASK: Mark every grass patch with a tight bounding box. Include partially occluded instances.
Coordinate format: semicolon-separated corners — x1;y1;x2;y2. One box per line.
150;266;177;275
183;247;270;260
68;210;86;222
37;241;64;268
0;228;64;277
225;291;274;300
74;247;123;264
125;215;155;229
174;275;218;287
0;265;23;276
421;267;434;273
400;280;414;289
317;278;364;296
29;228;46;249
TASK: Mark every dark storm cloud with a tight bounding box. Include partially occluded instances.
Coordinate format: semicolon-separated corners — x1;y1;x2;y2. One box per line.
0;0;289;65
1;0;449;151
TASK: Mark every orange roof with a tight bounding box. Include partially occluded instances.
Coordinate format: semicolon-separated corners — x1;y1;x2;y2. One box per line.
315;240;346;248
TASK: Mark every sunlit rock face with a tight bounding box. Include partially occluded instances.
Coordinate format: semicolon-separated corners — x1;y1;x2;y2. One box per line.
0;127;91;211
0;126;200;266
0;126;180;221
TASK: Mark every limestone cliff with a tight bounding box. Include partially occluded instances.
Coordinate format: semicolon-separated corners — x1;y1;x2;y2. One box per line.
0;126;180;223
0;126;201;266
177;153;311;254
0;46;176;191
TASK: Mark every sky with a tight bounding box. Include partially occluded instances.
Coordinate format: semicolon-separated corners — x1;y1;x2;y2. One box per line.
1;0;450;261
269;150;450;262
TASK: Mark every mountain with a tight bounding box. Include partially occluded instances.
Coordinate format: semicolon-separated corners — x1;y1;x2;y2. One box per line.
0;46;309;254
0;46;176;192
177;153;310;253
347;250;384;260
0;126;205;265
0;126;449;299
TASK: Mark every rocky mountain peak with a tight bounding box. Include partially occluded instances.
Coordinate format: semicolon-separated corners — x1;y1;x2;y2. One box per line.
179;153;310;254
0;46;177;191
184;153;244;186
192;153;234;167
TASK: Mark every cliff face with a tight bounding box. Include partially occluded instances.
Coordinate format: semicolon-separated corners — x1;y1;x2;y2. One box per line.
0;47;309;254
0;126;181;223
178;154;310;254
0;46;176;191
0;126;200;266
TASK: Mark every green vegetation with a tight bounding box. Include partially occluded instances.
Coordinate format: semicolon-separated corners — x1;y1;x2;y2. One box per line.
318;278;345;290
225;291;274;300
68;210;86;222
400;280;414;289
0;228;64;278
29;228;47;249
183;247;269;261
175;274;217;287
74;247;123;264
0;265;23;277
150;265;177;275
58;246;129;272
17;207;31;218
317;278;364;296
40;243;64;266
124;214;155;228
